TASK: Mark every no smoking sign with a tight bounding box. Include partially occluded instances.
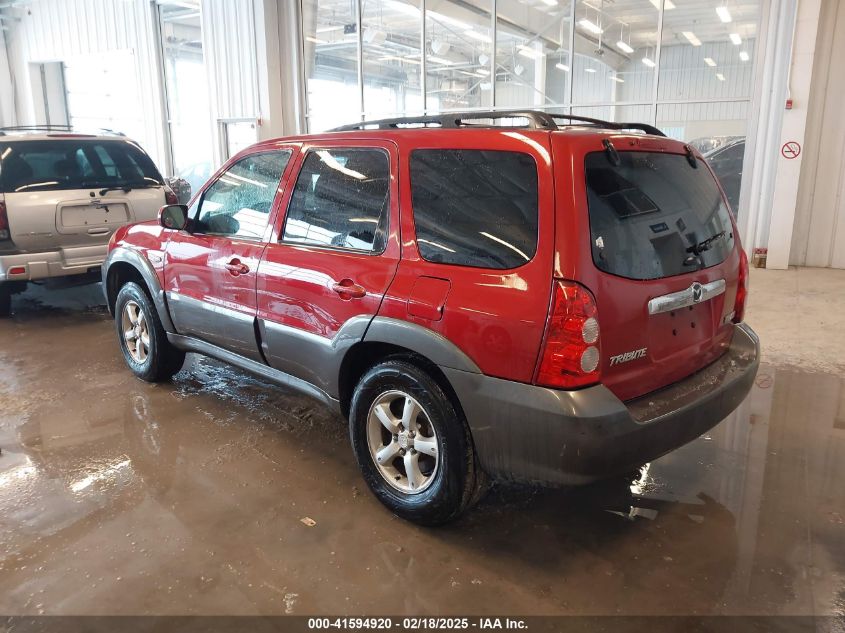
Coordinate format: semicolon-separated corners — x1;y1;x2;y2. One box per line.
781;141;801;159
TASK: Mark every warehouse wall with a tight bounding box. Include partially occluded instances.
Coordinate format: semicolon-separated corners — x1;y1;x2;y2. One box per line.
790;0;845;268
5;0;168;166
0;28;15;127
3;0;278;175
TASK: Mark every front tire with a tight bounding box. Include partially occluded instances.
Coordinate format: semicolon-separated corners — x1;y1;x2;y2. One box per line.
115;282;185;382
349;359;484;525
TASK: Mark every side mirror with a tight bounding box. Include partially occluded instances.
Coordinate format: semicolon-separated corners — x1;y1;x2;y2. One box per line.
159;204;189;231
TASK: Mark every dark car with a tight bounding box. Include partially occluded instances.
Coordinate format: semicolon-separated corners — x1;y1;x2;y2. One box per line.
102;110;759;525
705;138;745;213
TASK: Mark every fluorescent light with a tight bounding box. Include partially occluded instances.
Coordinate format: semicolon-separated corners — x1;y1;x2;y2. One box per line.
428;56;454;65
616;40;634;54
611;76;625;83
716;73;726;81
540;0;558;5
682;31;702;46
649;0;676;8
476;68;490;76
716;6;732;22
464;29;492;43
739;50;750;61
642;57;656;67
556;63;570;72
585;67;597;73
704;57;717;66
578;18;603;35
518;45;544;59
730;33;742;45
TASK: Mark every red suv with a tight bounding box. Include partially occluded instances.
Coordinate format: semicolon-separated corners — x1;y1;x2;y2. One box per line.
103;111;759;525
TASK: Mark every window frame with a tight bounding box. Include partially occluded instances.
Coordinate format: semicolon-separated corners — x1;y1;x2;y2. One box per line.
279;145;392;256
408;147;541;271
190;148;293;242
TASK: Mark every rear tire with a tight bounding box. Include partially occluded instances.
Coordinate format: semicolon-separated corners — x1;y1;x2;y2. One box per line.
0;283;11;318
115;282;185;382
349;359;484;525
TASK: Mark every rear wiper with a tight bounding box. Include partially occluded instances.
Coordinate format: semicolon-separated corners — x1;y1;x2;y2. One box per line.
686;230;726;256
98;183;161;196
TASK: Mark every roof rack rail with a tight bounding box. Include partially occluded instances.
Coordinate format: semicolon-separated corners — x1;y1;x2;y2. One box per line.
0;125;126;137
330;109;665;137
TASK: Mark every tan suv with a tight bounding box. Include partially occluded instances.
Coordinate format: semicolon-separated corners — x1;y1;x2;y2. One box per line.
0;128;175;316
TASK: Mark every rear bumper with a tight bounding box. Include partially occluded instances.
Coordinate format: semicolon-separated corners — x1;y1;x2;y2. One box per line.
0;245;108;282
444;323;759;485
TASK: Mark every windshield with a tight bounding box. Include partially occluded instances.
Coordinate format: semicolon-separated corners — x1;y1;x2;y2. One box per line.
585;150;735;280
0;139;164;193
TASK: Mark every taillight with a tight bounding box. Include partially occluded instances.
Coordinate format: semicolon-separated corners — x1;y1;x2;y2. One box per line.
0;200;9;241
733;248;749;323
164;187;178;205
535;281;601;389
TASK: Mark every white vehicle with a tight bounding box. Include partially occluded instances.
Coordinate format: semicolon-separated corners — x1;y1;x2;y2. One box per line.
0;128;175;316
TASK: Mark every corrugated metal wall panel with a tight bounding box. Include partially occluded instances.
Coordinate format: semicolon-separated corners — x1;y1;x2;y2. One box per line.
202;0;260;121
6;0;167;168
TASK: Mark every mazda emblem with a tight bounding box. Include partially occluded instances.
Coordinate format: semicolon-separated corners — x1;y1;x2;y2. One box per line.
692;282;703;302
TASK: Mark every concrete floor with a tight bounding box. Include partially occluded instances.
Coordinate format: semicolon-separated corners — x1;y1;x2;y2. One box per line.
0;268;843;617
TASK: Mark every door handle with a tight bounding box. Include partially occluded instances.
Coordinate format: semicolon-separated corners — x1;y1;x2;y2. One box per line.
225;259;250;276
331;278;366;299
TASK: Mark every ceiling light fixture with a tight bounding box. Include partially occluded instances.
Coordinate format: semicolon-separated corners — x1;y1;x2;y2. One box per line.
716;73;726;81
642;57;656;67
611;76;625;83
682;31;702;46
578;18;603;35
541;0;558;5
518;45;544;59
465;29;492;43
716;6;732;23
730;33;742;45
739;50;750;61
704;57;717;66
649;0;676;8
585;67;597;73
617;40;634;54
556;62;570;71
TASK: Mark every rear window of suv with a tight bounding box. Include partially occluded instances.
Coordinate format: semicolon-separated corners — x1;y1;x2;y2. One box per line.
0;139;164;193
410;149;538;269
585;151;735;280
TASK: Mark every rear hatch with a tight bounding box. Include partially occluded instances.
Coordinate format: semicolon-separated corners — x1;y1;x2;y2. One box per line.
0;137;165;251
559;134;742;402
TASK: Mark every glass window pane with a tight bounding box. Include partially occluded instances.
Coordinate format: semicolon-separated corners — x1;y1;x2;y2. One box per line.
572;0;658;105
303;0;360;131
657;101;750;215
658;0;759;102
283;149;390;252
572;103;655;124
410;149;538;269
585;150;735;280
160;1;213;178
425;0;494;112
195;151;290;239
363;0;423;119
495;1;573;109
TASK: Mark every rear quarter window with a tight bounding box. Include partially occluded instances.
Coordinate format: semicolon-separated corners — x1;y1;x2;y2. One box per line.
410;149;538;269
585;150;735;280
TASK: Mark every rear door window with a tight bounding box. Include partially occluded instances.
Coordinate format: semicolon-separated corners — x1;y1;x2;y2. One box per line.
0;139;164;192
282;148;390;253
410;149;538;269
585;151;735;280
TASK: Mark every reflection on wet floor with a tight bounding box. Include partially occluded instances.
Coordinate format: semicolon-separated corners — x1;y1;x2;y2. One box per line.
0;283;843;616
